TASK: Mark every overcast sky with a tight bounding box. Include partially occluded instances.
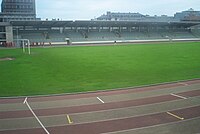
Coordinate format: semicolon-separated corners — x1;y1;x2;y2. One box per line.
1;0;200;20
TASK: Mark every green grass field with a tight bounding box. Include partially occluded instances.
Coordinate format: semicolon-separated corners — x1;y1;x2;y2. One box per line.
0;42;200;97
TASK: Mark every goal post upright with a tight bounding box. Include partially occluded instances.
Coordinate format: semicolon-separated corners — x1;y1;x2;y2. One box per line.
22;40;25;53
27;39;31;55
16;39;31;55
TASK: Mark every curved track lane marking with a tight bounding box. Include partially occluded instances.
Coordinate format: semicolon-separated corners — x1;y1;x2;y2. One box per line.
45;106;200;134
57;105;200;126
2;79;199;104
0;87;198;113
1;97;199;131
101;117;200;134
1;89;200;119
0;87;199;112
1;106;199;134
0;94;179;119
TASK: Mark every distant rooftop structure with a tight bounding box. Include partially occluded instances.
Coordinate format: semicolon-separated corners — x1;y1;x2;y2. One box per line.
96;9;200;22
0;0;40;22
174;8;200;22
97;11;146;21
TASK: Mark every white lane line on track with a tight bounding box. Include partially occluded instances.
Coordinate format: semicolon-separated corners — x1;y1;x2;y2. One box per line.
170;93;187;99
167;112;184;120
101;117;200;134
97;97;105;103
23;97;50;134
23;97;27;104
179;82;189;86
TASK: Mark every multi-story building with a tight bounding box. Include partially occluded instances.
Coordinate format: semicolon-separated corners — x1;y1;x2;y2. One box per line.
0;0;39;22
97;11;145;21
97;9;200;22
174;8;200;21
0;0;40;44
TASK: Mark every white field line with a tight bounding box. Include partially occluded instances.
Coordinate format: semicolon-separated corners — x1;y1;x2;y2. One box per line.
170;93;187;99
23;97;50;134
97;97;105;103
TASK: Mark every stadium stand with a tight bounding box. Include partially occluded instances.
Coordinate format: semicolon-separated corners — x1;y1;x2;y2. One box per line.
13;28;199;45
1;8;200;46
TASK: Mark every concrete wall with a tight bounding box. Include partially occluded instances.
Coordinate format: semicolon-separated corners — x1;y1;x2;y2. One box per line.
5;26;13;43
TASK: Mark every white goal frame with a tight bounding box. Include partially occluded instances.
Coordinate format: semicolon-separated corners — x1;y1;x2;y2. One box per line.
17;39;31;55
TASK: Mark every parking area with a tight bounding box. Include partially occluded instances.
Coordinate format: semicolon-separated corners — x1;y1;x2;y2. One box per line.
0;79;200;134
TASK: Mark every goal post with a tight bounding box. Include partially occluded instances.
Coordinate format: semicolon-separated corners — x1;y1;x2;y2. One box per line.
16;39;31;55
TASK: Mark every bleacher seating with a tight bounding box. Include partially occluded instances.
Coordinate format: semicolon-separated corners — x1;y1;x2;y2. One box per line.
15;29;198;44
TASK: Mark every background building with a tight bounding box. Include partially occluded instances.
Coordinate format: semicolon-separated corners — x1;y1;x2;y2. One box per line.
97;9;200;22
0;0;40;44
174;8;200;21
0;0;39;22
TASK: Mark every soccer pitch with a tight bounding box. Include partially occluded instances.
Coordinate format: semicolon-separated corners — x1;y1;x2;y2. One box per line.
0;42;200;97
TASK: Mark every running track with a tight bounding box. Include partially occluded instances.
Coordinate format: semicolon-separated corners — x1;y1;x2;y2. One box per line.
0;79;200;134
